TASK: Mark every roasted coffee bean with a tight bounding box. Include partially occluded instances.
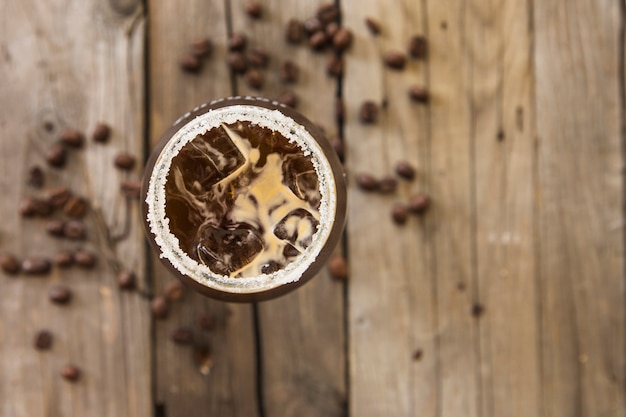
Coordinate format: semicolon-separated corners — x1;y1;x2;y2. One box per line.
309;31;328;50
0;253;20;275
332;28;353;51
228;33;247;51
227;52;248;74
412;349;423;361
317;3;339;24
285;19;305;44
408;193;430;215
391;203;409;225
114;152;136;170
359;101;378;124
197;313;216;331
327;254;348;280
63;221;87;240
329;135;344;161
472;304;485;318
384;51;407;70
63;196;88;219
27;166;45;188
120;179;141;199
49;285;72;304
326;54;344;77
378;176;398;193
60;128;84;148
190;37;213;58
34;330;53;350
164;280;184;301
179;53;202;73
116;270;136;290
325;22;339;38
22;257;52;275
46;219;66;237
74;249;96;268
395;160;416;180
364;17;381;35
93;122;111;143
47;186;72;208
46;143;67;168
171;327;194;345
409;35;428;59
60;364;80;381
19;197;52;217
276;91;297;108
247;47;269;68
356;172;379;191
335;98;345;121
244;69;264;90
409;86;429;103
150;296;169;319
279;60;299;83
54;251;74;268
244;0;262;18
303;17;323;35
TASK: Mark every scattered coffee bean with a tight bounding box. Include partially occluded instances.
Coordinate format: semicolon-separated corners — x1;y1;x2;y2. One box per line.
114;152;136;170
327;254;348;280
49;285;72;304
93;122;111;143
120;179;141;199
330;135;344;161
457;282;466;291
116;270;136;290
276;91;297;108
364;17;381;35
325;22;339;38
359;101;378;124
472;303;485;318
317;3;339;24
391;203;409;225
34;330;53;350
384;51;407;70
179;53;202;73
0;253;20;275
22;257;52;275
409;86;429;103
303;17;323;35
244;0;262;18
19;197;51;217
333;28;353;51
408;193;430;215
247;47;269;68
190;37;213;58
150;296;169;319
497;129;505;141
412;349;423;361
46;143;67;168
171;327;194;345
27;166;45;188
197;313;216;331
60;128;84;148
285;19;305;44
309;31;328;51
60;364;80;382
74;249;96;268
378;176;398;193
244;69;264;90
63;220;87;240
395;160;416;180
54;251;74;268
228;33;247;51
227;52;248;74
356;172;379;191
164;280;184;301
326;54;344;77
279;60;299;83
409;35;428;59
63;196;88;219
47;186;72;208
46;219;66;237
335;98;345;121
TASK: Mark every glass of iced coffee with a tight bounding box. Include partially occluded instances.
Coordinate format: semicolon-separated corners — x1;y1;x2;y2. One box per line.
142;97;347;302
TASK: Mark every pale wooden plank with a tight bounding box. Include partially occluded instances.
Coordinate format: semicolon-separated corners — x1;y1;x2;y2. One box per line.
0;1;151;416
343;1;439;416
534;0;625;416
147;1;259;416
229;0;347;415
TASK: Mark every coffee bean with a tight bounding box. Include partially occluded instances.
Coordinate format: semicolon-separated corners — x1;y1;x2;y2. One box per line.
317;3;339;24
60;128;84;148
93;122;111;143
46;219;66;237
325;22;339;38
409;35;428;59
19;197;51;217
74;249;96;268
332;28;353;51
276;91;297;108
0;253;20;275
150;296;169;319
171;327;194;345
120;179;141;199
279;60;299;83
244;69;264;90
285;19;305;44
27;166;45;188
378;176;398;193
49;285;72;304
364;17;381;35
384;51;407;70
116;270;136;290
63;220;87;240
356;173;379;191
228;33;247;51
412;349;423;361
244;0;262;18
472;304;485;318
335;98;345;121
179;53;202;73
303;17;323;35
54;251;74;268
391;203;409;225
409;86;429;103
190;37;213;58
34;330;53;350
164;279;184;301
22;257;52;275
395;160;416;180
114;152;136;170
326;54;344;77
227;52;248;74
60;364;80;382
47;186;72;208
327;254;348;280
46;143;67;168
309;31;328;50
329;135;344;161
359;101;378;124
247;47;269;68
196;313;216;331
408;193;430;215
63;196;88;219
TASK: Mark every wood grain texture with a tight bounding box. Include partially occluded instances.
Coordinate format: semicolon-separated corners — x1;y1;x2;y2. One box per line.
534;1;625;416
0;1;150;416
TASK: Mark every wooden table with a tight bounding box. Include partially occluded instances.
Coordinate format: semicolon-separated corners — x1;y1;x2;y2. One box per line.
1;0;624;416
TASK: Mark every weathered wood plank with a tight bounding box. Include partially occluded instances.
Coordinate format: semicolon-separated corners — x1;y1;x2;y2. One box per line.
229;0;347;415
147;1;258;416
0;1;151;416
534;1;625;416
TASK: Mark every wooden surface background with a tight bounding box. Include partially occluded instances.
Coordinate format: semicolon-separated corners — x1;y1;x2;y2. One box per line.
0;0;624;416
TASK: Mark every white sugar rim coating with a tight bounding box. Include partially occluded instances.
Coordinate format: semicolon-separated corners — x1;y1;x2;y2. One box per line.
146;103;337;294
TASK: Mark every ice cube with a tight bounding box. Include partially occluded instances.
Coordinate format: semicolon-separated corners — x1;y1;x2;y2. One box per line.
273;208;319;250
281;154;321;208
194;224;263;275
